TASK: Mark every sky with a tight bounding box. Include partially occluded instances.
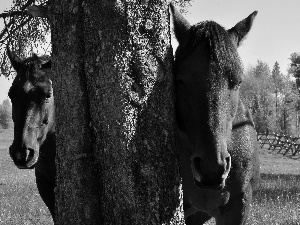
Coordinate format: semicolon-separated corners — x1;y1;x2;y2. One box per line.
184;0;300;73
0;0;300;102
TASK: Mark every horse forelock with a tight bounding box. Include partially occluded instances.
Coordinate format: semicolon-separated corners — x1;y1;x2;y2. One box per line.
24;55;41;81
175;21;244;87
9;54;51;99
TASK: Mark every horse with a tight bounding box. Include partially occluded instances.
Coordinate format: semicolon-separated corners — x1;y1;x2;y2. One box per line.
170;4;260;225
7;47;56;218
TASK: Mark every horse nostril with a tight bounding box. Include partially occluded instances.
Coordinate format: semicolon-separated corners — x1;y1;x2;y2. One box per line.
25;148;35;162
192;156;202;180
42;118;48;125
26;149;30;161
224;155;231;174
9;146;13;158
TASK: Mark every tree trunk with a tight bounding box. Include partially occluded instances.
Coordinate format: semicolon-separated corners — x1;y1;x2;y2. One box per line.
50;0;101;223
50;1;180;224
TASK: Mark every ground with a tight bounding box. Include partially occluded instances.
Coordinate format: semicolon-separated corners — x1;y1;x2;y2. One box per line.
0;129;300;224
0;129;52;225
203;143;300;225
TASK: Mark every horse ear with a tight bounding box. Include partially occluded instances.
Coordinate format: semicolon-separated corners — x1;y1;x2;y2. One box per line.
7;45;23;71
228;11;258;47
169;3;191;44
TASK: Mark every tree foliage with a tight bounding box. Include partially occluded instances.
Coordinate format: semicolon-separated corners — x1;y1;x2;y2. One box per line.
241;61;272;132
0;0;193;79
288;52;300;75
0;0;50;78
241;60;300;135
287;52;300;95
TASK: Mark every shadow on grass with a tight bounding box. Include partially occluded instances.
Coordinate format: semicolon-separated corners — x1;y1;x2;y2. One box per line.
253;173;300;203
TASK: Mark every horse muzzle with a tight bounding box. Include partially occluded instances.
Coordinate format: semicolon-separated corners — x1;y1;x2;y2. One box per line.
191;154;231;190
9;144;38;169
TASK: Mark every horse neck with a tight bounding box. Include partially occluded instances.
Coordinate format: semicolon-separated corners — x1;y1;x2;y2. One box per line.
39;128;56;162
44;131;55;147
36;129;56;182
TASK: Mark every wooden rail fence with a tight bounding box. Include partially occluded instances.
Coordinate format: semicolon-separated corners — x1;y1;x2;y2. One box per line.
257;133;300;156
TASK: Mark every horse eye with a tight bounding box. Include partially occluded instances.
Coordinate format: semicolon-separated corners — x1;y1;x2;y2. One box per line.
42;118;48;125
233;81;242;91
176;79;185;85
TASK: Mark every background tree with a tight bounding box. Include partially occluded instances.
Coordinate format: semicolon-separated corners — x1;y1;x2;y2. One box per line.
272;62;281;129
288;53;300;75
0;0;193;224
285;53;300;135
0;99;12;129
241;59;300;135
287;52;300;95
241;60;273;133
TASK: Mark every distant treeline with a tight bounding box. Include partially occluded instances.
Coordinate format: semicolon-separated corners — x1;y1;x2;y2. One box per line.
0;99;12;129
240;56;300;136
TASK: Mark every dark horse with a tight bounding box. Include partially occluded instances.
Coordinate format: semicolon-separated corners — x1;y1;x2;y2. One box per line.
171;4;260;225
7;47;55;218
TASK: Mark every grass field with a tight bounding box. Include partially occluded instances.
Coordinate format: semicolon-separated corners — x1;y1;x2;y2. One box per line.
0;129;52;225
203;146;300;225
1;129;300;224
247;148;300;225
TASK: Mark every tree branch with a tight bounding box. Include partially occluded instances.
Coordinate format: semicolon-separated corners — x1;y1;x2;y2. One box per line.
1;17;31;44
0;0;35;43
0;0;37;18
0;11;26;19
0;0;50;44
0;0;48;19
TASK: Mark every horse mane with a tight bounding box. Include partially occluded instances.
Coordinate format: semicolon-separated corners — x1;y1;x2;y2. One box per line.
175;21;244;87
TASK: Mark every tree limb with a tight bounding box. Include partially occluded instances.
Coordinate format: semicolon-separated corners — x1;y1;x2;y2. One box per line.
0;0;48;19
0;6;48;19
0;0;50;44
0;11;26;19
0;17;31;45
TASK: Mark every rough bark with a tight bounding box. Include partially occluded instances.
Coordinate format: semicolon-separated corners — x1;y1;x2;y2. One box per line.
50;0;101;224
50;0;180;224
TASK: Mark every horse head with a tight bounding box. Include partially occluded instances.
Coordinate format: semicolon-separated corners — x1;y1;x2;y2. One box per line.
171;5;257;190
7;46;54;169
